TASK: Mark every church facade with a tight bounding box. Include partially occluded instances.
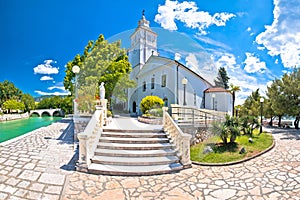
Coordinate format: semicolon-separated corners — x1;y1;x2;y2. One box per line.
127;14;232;115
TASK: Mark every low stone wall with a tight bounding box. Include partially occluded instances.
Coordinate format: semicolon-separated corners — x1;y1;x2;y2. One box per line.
179;127;211;145
73;115;92;141
0;113;29;122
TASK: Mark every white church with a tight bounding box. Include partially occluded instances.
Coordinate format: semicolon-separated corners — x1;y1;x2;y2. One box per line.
126;13;232;115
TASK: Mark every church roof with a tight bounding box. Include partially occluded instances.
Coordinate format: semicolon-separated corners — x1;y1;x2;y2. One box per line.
204;87;231;93
137;55;213;87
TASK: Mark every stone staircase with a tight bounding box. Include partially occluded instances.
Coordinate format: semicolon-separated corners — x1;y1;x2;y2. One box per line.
88;128;183;175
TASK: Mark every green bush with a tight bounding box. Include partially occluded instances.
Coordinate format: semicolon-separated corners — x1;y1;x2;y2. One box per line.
140;96;164;114
240;116;259;137
107;110;113;117
211;115;241;145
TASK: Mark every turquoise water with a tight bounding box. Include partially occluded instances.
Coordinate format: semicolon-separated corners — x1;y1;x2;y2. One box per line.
0;117;62;143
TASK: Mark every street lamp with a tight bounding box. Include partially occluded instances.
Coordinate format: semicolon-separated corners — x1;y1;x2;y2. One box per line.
182;77;188;106
212;93;216;110
72;65;80;117
260;97;264;134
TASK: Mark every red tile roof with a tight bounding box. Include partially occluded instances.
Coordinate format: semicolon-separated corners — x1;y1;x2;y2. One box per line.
204;87;231;93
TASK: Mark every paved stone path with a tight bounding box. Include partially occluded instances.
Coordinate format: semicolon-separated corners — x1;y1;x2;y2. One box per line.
0;118;300;200
0;119;76;200
62;127;300;200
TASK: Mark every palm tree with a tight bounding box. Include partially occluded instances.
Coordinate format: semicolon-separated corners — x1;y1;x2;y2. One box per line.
230;84;241;117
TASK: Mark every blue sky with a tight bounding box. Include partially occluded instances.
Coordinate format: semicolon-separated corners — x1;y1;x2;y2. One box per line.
0;0;299;104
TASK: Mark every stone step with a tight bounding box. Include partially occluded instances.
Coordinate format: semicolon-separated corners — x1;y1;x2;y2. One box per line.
99;137;170;144
97;142;175;150
101;132;167;138
91;155;179;166
94;148;177;157
88;162;183;176
103;129;164;133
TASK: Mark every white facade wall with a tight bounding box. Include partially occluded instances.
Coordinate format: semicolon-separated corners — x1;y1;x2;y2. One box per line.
205;92;233;115
128;56;212;114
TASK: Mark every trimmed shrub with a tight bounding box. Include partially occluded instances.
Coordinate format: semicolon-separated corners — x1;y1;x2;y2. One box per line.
140;96;164;114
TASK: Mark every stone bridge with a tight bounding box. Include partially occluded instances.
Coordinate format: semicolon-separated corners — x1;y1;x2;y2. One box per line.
30;109;64;117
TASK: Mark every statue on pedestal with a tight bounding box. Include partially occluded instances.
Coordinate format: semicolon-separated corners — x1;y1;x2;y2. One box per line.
99;82;105;99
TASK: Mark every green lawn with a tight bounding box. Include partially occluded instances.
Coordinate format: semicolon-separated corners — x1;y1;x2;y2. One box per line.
190;130;273;164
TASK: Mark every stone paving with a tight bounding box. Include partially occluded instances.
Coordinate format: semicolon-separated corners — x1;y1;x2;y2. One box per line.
0;119;76;200
0;118;300;200
62;127;300;200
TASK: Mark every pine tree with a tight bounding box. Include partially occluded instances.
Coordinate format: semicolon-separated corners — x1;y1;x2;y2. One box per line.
214;67;230;89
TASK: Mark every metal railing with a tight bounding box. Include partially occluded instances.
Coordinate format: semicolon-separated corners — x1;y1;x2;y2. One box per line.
171;105;226;128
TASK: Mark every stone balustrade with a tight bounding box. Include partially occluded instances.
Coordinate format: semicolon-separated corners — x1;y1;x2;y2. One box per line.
76;99;107;171
163;107;192;168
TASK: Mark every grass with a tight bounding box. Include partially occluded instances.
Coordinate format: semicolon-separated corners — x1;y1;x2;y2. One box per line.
190;129;273;163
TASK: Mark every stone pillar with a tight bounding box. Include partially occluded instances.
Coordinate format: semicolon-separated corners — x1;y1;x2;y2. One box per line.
171;104;179;123
77;133;87;164
181;133;192;168
162;107;168;127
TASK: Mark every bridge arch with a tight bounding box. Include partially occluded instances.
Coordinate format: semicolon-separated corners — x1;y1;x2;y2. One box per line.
29;109;64;117
41;111;51;117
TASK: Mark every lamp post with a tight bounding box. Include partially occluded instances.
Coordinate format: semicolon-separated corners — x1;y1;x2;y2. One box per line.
212;93;216;110
72;65;80;117
260;97;264;134
182;77;188;106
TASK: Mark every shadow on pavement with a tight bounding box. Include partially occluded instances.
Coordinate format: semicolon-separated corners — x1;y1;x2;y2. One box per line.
265;126;300;140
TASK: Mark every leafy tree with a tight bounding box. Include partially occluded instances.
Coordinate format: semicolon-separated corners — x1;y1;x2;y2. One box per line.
230;84;241;117
240;89;261;117
60;96;73;114
214;67;230;89
37;96;62;109
64;34;136;112
0;80;22;106
21;93;35;112
267;79;287;127
280;68;300;128
3;99;25;113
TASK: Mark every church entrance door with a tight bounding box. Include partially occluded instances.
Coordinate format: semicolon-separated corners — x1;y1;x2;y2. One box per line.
133;101;136;113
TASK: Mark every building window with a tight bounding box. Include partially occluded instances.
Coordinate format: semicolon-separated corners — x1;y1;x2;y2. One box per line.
151;77;155;89
161;75;166;87
143;81;146;92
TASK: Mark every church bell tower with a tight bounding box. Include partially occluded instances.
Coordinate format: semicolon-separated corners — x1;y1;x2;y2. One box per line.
128;11;158;70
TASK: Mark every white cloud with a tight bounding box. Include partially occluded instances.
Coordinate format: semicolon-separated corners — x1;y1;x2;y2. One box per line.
34;90;70;96
255;0;300;68
33;60;59;75
243;52;267;73
213;53;269;105
257;46;265;51
246;27;251;32
48;86;65;91
195;34;231;50
215;53;238;70
185;53;199;72
155;0;235;35
40;76;53;81
174;53;181;61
